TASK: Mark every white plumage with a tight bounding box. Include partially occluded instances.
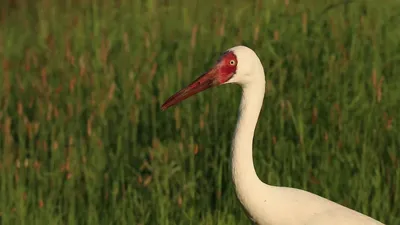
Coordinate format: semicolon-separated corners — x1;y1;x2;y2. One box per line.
162;46;384;225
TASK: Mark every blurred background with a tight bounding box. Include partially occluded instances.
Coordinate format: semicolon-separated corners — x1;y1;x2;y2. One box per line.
0;0;399;224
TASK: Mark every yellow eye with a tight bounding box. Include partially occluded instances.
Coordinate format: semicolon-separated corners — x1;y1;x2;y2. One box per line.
229;60;236;65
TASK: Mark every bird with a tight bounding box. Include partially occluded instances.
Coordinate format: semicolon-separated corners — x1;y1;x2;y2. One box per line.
161;46;384;225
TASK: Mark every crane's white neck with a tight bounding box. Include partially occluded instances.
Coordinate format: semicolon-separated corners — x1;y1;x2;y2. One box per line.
231;79;267;200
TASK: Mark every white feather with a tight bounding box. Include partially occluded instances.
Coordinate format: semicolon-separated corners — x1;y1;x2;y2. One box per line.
227;46;384;225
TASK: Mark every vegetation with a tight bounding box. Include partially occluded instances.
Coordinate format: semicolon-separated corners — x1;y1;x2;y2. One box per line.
0;0;399;224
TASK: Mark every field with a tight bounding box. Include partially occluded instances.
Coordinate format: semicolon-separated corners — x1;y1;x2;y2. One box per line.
0;0;399;224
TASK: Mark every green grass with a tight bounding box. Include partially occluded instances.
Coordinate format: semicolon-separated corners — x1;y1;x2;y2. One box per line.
0;0;399;224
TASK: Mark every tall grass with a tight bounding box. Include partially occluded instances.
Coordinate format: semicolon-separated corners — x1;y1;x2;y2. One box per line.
0;0;399;224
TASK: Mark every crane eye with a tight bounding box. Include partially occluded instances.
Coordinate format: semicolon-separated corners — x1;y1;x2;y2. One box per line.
229;60;236;65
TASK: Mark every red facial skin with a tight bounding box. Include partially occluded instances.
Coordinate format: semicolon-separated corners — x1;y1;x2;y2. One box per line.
161;51;237;110
216;51;238;83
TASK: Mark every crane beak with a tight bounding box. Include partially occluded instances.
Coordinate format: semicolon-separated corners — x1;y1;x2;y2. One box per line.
161;67;220;110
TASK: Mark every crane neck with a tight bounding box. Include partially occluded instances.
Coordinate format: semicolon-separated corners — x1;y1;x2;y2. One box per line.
231;79;266;192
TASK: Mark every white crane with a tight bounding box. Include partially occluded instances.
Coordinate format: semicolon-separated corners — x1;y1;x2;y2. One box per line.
161;46;384;225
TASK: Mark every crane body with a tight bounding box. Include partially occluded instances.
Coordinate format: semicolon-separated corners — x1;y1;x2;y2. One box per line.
161;46;384;225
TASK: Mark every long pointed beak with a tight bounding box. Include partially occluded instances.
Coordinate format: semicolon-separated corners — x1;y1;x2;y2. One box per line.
161;68;219;110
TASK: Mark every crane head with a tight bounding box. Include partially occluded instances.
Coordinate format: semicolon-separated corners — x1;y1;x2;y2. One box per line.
161;45;264;110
